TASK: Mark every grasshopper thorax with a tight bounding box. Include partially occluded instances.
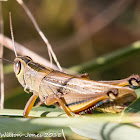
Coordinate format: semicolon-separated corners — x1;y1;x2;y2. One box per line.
14;56;32;87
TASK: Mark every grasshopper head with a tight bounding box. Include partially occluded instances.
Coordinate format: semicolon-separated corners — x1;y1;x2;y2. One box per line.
14;56;32;87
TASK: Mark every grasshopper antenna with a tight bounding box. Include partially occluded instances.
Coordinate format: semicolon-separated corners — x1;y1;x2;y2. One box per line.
16;0;62;71
9;12;17;57
0;58;14;64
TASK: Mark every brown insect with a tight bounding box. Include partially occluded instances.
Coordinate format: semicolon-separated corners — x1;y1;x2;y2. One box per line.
6;10;140;118
14;56;139;117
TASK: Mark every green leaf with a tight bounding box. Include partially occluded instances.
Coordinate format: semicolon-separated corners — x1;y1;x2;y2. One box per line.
1;108;140;139
124;88;140;113
0;117;69;133
0;107;65;118
71;121;140;140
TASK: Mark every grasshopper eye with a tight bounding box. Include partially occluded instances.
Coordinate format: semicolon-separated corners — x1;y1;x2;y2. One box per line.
14;61;21;75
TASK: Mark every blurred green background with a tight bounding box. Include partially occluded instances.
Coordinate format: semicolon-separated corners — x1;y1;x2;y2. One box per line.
1;0;140;140
1;0;140;112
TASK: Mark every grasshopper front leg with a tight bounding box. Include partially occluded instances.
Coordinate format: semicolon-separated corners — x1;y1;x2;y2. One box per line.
23;93;38;117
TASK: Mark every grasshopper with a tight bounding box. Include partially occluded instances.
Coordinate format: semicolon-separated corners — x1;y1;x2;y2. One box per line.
6;10;140;118
14;56;139;117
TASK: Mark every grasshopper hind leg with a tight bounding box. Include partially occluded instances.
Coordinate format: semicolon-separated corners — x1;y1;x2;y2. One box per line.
128;75;140;88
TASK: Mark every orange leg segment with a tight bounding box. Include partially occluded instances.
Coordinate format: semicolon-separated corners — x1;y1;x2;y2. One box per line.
54;95;72;117
46;94;72;117
23;94;38;117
